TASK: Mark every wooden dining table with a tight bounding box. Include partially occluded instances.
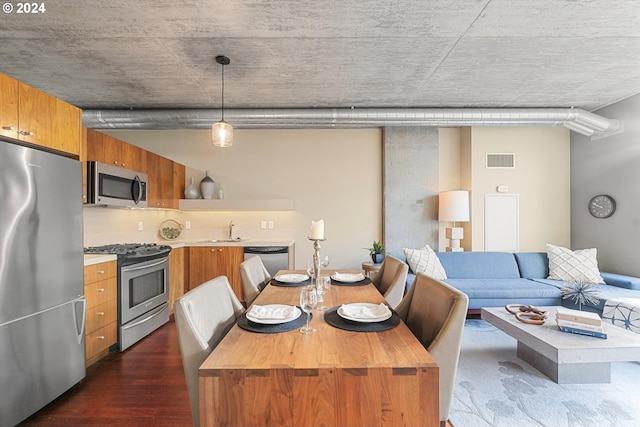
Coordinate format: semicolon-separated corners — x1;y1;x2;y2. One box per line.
198;270;439;427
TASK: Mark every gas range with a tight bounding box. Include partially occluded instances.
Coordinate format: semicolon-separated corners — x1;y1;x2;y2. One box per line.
85;242;172;351
84;243;171;264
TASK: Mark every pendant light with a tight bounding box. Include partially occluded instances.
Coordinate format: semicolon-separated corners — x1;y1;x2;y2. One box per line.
212;55;233;147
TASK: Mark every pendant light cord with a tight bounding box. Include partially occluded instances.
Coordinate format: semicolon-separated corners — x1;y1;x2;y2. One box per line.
220;63;225;121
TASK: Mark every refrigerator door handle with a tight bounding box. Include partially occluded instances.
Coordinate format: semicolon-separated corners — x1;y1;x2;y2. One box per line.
73;298;87;344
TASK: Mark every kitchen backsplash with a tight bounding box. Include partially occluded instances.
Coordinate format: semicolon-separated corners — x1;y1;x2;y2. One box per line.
83;206;296;247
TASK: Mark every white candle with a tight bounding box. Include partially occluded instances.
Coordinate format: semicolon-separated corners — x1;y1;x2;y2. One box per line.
310;219;325;240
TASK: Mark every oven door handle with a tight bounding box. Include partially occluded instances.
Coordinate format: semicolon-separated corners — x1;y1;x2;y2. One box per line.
121;304;168;330
121;258;167;272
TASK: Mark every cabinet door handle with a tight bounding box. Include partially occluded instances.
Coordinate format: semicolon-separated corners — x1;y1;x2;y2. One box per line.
98;270;105;275
97;288;105;292
97;336;105;340
97;312;105;316
2;126;15;130
19;130;34;136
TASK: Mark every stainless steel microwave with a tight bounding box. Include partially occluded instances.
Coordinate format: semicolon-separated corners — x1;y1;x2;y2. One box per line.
87;161;148;208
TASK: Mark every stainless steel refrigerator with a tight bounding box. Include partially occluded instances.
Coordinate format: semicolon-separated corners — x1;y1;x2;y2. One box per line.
0;140;86;426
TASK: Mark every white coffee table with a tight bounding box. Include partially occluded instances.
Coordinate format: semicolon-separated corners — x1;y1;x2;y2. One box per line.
481;306;640;384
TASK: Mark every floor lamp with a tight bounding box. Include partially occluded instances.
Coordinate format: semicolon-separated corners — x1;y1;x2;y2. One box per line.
439;190;470;252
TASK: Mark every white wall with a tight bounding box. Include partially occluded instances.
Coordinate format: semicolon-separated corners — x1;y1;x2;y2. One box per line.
88;128;382;269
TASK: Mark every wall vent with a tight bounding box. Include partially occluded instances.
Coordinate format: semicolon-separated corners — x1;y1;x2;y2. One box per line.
486;153;515;169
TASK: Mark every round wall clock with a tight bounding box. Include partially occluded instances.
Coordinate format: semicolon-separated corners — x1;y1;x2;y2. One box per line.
588;194;616;218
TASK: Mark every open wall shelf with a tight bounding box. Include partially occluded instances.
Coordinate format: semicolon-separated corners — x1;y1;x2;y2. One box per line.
178;199;294;211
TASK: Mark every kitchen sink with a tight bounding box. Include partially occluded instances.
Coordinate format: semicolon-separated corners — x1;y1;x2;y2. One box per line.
200;238;250;243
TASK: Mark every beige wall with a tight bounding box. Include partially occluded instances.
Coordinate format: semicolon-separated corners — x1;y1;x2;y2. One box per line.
468;126;571;251
85;125;571;263
438;126;571;252
437;127;464;251
89;129;382;269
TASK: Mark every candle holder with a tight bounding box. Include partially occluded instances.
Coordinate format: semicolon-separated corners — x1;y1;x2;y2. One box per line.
308;237;327;309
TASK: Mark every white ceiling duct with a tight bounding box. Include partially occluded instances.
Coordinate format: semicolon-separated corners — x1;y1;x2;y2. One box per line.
82;107;621;137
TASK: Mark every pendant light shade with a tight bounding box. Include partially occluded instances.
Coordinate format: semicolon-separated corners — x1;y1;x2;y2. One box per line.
212;120;233;147
212;55;233;147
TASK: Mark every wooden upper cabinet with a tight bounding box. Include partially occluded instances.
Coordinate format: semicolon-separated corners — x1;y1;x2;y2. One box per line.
0;73;81;157
84;127;186;209
126;144;145;171
81;127;88;203
146;152;173;208
0;73;19;140
172;162;186;209
85;128;145;171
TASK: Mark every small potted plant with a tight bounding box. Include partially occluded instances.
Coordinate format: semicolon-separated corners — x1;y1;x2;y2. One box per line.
365;240;385;264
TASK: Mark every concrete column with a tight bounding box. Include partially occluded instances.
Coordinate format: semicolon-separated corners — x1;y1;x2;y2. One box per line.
383;127;439;260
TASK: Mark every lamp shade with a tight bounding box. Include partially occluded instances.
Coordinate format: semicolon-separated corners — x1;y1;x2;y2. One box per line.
212;121;233;147
438;190;470;222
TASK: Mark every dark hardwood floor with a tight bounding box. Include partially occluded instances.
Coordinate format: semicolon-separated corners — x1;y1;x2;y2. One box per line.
19;318;193;426
17;317;454;427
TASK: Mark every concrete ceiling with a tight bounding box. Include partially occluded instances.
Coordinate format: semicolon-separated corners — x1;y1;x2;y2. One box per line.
1;0;639;129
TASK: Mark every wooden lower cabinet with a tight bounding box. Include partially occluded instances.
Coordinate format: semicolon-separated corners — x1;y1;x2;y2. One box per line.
188;246;244;302
168;247;185;314
84;260;117;366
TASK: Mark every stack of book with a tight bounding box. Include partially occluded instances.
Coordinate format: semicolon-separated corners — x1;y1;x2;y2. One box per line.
555;306;607;339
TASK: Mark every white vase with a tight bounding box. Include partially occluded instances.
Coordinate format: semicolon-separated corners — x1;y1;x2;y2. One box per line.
200;171;215;200
184;176;200;199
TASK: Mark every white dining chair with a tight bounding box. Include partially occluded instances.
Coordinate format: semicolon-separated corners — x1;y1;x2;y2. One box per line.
174;275;244;426
239;255;272;306
395;273;469;427
371;255;409;308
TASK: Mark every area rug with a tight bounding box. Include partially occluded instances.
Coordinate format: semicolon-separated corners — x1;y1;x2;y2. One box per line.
449;319;640;427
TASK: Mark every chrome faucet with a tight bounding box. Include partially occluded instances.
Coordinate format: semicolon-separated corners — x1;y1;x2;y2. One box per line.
228;220;235;240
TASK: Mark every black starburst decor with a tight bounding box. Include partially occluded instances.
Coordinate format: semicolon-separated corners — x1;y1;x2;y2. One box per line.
561;281;601;310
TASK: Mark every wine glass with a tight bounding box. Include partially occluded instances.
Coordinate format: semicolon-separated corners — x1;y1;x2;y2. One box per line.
306;259;315;280
320;255;330;269
299;286;317;334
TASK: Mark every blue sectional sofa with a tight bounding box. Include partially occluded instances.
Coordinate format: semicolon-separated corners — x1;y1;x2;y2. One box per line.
405;251;640;314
